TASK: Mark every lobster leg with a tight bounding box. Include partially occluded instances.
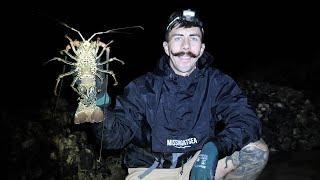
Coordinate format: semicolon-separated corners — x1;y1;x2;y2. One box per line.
45;57;76;66
97;69;118;86
70;76;83;98
61;50;78;61
54;70;77;96
98;57;125;65
65;35;79;54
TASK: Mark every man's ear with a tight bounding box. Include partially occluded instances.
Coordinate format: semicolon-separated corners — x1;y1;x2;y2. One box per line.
163;41;169;56
199;43;205;57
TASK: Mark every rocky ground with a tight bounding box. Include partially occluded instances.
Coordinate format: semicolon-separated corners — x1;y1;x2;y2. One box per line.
6;79;320;179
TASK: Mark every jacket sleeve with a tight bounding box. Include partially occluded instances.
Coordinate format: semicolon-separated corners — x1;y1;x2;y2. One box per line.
210;75;261;157
91;80;145;150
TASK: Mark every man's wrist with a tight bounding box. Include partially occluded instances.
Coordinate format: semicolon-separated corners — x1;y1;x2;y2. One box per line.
96;93;110;107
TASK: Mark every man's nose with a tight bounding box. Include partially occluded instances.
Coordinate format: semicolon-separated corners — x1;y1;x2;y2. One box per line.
182;38;190;50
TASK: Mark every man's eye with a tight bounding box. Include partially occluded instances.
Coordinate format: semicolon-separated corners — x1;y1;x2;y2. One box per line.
173;36;183;41
190;37;200;41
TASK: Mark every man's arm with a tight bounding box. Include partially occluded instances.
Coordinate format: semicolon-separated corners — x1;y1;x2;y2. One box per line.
91;81;145;149
210;75;262;158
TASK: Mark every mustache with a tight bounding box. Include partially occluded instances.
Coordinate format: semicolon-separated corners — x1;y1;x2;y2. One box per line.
171;51;198;58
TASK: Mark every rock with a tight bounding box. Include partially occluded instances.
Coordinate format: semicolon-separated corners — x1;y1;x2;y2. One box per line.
238;79;320;152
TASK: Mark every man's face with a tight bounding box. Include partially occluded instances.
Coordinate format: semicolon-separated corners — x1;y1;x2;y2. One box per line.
163;26;205;76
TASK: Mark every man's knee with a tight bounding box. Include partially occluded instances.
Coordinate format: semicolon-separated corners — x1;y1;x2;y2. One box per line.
225;139;269;179
241;139;269;167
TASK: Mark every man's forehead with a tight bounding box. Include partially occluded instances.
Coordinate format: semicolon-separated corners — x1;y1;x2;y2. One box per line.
169;27;202;37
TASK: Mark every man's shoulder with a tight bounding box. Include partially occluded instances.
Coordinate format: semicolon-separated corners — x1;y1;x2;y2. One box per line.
131;72;159;84
207;67;228;78
127;72;161;92
207;67;236;84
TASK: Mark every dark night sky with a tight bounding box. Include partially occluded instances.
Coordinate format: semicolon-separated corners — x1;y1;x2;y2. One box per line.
5;1;320;108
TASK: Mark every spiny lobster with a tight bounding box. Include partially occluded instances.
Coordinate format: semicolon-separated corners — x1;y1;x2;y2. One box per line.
47;23;143;124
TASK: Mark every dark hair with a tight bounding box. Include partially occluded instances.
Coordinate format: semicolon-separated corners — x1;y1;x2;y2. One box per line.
165;9;204;42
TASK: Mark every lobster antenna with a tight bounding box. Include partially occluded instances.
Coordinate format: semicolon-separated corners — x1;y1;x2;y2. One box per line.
60;22;86;41
88;25;144;41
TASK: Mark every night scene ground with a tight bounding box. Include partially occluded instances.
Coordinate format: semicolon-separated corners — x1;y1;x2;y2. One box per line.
5;1;320;179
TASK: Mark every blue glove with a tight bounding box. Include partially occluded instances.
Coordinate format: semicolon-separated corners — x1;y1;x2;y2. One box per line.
96;92;110;107
190;142;219;180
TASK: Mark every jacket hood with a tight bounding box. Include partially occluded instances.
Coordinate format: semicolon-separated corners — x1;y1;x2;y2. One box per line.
154;51;215;76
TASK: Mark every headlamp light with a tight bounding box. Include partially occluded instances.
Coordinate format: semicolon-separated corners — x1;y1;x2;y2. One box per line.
166;9;202;31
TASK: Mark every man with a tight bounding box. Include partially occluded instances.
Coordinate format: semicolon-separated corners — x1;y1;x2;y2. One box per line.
91;9;269;180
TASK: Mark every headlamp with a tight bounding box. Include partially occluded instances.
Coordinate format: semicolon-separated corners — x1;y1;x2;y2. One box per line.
183;9;195;21
166;9;203;31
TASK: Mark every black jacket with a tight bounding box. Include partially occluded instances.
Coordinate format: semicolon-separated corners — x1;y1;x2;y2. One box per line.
92;52;261;168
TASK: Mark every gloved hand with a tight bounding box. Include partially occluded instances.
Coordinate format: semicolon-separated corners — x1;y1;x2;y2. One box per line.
190;141;219;180
96;92;110;107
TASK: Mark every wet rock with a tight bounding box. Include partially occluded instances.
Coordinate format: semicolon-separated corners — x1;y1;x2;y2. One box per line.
238;79;320;152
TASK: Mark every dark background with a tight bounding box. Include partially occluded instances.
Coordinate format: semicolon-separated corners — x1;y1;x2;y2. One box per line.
4;1;320;109
3;1;320;179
